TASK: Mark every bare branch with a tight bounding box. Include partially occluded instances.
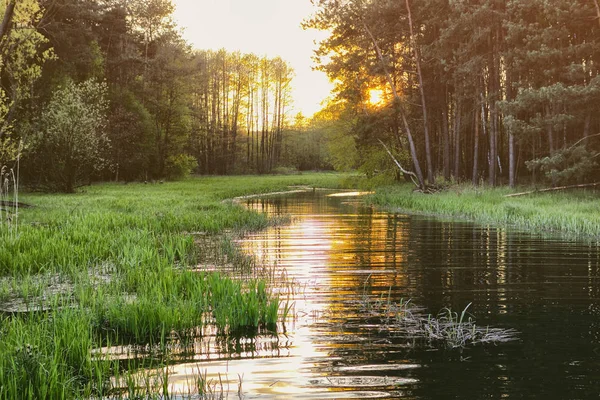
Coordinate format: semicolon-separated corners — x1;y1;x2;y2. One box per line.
377;139;419;187
569;132;600;150
0;0;16;44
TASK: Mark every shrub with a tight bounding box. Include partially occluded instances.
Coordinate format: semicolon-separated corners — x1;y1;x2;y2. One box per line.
164;154;197;180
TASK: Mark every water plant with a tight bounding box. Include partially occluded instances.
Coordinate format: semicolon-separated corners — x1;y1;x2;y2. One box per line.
358;281;518;349
0;142;21;238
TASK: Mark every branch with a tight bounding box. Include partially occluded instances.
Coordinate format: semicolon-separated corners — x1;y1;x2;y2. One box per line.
505;182;600;198
569;132;600;150
377;139;418;187
362;19;425;189
0;0;16;45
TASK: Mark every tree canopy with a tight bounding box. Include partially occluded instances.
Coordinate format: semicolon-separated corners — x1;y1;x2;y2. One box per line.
306;0;600;187
2;0;599;191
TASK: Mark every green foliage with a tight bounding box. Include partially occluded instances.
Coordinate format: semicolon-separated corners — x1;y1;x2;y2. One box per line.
107;90;155;181
164;153;197;180
526;145;598;185
280;127;332;171
35;79;110;192
0;0;53;165
309;101;359;172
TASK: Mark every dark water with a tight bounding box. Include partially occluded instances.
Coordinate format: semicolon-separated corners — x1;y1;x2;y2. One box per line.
149;190;600;399
230;190;600;399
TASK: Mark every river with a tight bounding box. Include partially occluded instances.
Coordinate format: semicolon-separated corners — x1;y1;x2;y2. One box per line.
167;190;600;399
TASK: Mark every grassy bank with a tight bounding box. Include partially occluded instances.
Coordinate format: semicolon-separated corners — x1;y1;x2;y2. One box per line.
0;173;351;399
368;183;600;238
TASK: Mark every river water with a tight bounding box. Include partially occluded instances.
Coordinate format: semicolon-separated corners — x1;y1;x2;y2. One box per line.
166;190;600;399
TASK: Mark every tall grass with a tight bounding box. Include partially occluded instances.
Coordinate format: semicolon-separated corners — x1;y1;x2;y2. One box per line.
368;183;600;238
0;143;20;237
0;173;352;399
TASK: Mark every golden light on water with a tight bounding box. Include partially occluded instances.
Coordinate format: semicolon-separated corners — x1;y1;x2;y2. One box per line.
326;191;374;197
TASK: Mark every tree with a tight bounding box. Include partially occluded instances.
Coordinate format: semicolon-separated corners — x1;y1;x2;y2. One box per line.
37;79;110;192
0;0;51;164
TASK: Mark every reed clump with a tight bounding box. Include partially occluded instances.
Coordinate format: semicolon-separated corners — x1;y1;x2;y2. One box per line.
358;286;518;349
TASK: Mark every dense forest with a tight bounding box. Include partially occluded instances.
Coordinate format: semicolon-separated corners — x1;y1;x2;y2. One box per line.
1;0;599;192
308;0;600;189
0;0;316;192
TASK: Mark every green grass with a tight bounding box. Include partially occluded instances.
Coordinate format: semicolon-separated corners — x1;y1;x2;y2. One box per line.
368;183;600;238
0;173;353;399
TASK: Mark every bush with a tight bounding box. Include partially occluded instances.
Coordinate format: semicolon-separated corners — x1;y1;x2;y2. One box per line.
164;154;197;180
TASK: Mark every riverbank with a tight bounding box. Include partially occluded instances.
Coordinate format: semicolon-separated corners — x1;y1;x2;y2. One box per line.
0;173;351;399
367;183;600;239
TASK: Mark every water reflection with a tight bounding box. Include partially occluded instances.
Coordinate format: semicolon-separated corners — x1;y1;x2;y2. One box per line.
240;191;600;399
109;190;600;398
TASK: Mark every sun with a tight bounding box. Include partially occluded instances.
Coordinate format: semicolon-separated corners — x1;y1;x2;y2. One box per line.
368;89;385;106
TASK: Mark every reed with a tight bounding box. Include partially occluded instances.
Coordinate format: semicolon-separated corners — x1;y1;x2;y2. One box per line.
358;281;518;349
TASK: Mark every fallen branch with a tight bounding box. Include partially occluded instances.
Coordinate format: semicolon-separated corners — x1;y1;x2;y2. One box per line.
377;139;419;187
505;182;600;197
0;200;33;208
568;132;600;150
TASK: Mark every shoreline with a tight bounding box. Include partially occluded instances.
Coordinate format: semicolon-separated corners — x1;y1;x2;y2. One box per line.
366;183;600;241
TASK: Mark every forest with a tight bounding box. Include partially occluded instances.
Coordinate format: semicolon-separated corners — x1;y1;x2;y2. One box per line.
1;0;600;192
0;0;304;192
308;0;600;189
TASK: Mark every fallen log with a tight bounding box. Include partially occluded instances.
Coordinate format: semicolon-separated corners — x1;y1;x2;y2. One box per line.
505;182;600;198
0;200;33;208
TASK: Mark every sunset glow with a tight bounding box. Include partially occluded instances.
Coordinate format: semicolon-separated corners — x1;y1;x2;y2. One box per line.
368;89;385;106
172;0;333;117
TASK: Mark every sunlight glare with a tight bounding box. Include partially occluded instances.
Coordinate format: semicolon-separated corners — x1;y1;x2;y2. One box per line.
172;0;333;117
368;89;384;106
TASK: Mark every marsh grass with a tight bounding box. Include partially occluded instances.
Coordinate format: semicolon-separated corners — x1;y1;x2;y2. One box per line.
0;173;350;399
0;159;19;237
358;280;517;349
368;183;600;238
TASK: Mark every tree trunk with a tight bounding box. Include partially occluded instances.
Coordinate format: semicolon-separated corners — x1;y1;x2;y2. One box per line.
442;109;450;180
453;100;461;179
0;0;16;45
406;0;433;184
546;105;554;153
489;102;498;186
506;68;515;187
472;108;480;185
583;112;591;143
362;21;426;189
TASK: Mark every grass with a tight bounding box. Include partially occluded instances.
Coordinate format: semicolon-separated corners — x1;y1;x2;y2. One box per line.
358;288;518;349
0;172;354;399
367;183;600;238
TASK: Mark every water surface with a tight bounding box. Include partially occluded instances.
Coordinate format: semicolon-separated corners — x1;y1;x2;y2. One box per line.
167;190;600;399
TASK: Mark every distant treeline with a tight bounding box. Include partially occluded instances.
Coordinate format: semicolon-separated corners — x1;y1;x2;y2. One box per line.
307;0;600;188
0;0;330;192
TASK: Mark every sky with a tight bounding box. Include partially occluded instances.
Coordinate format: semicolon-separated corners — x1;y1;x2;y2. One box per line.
172;0;333;117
